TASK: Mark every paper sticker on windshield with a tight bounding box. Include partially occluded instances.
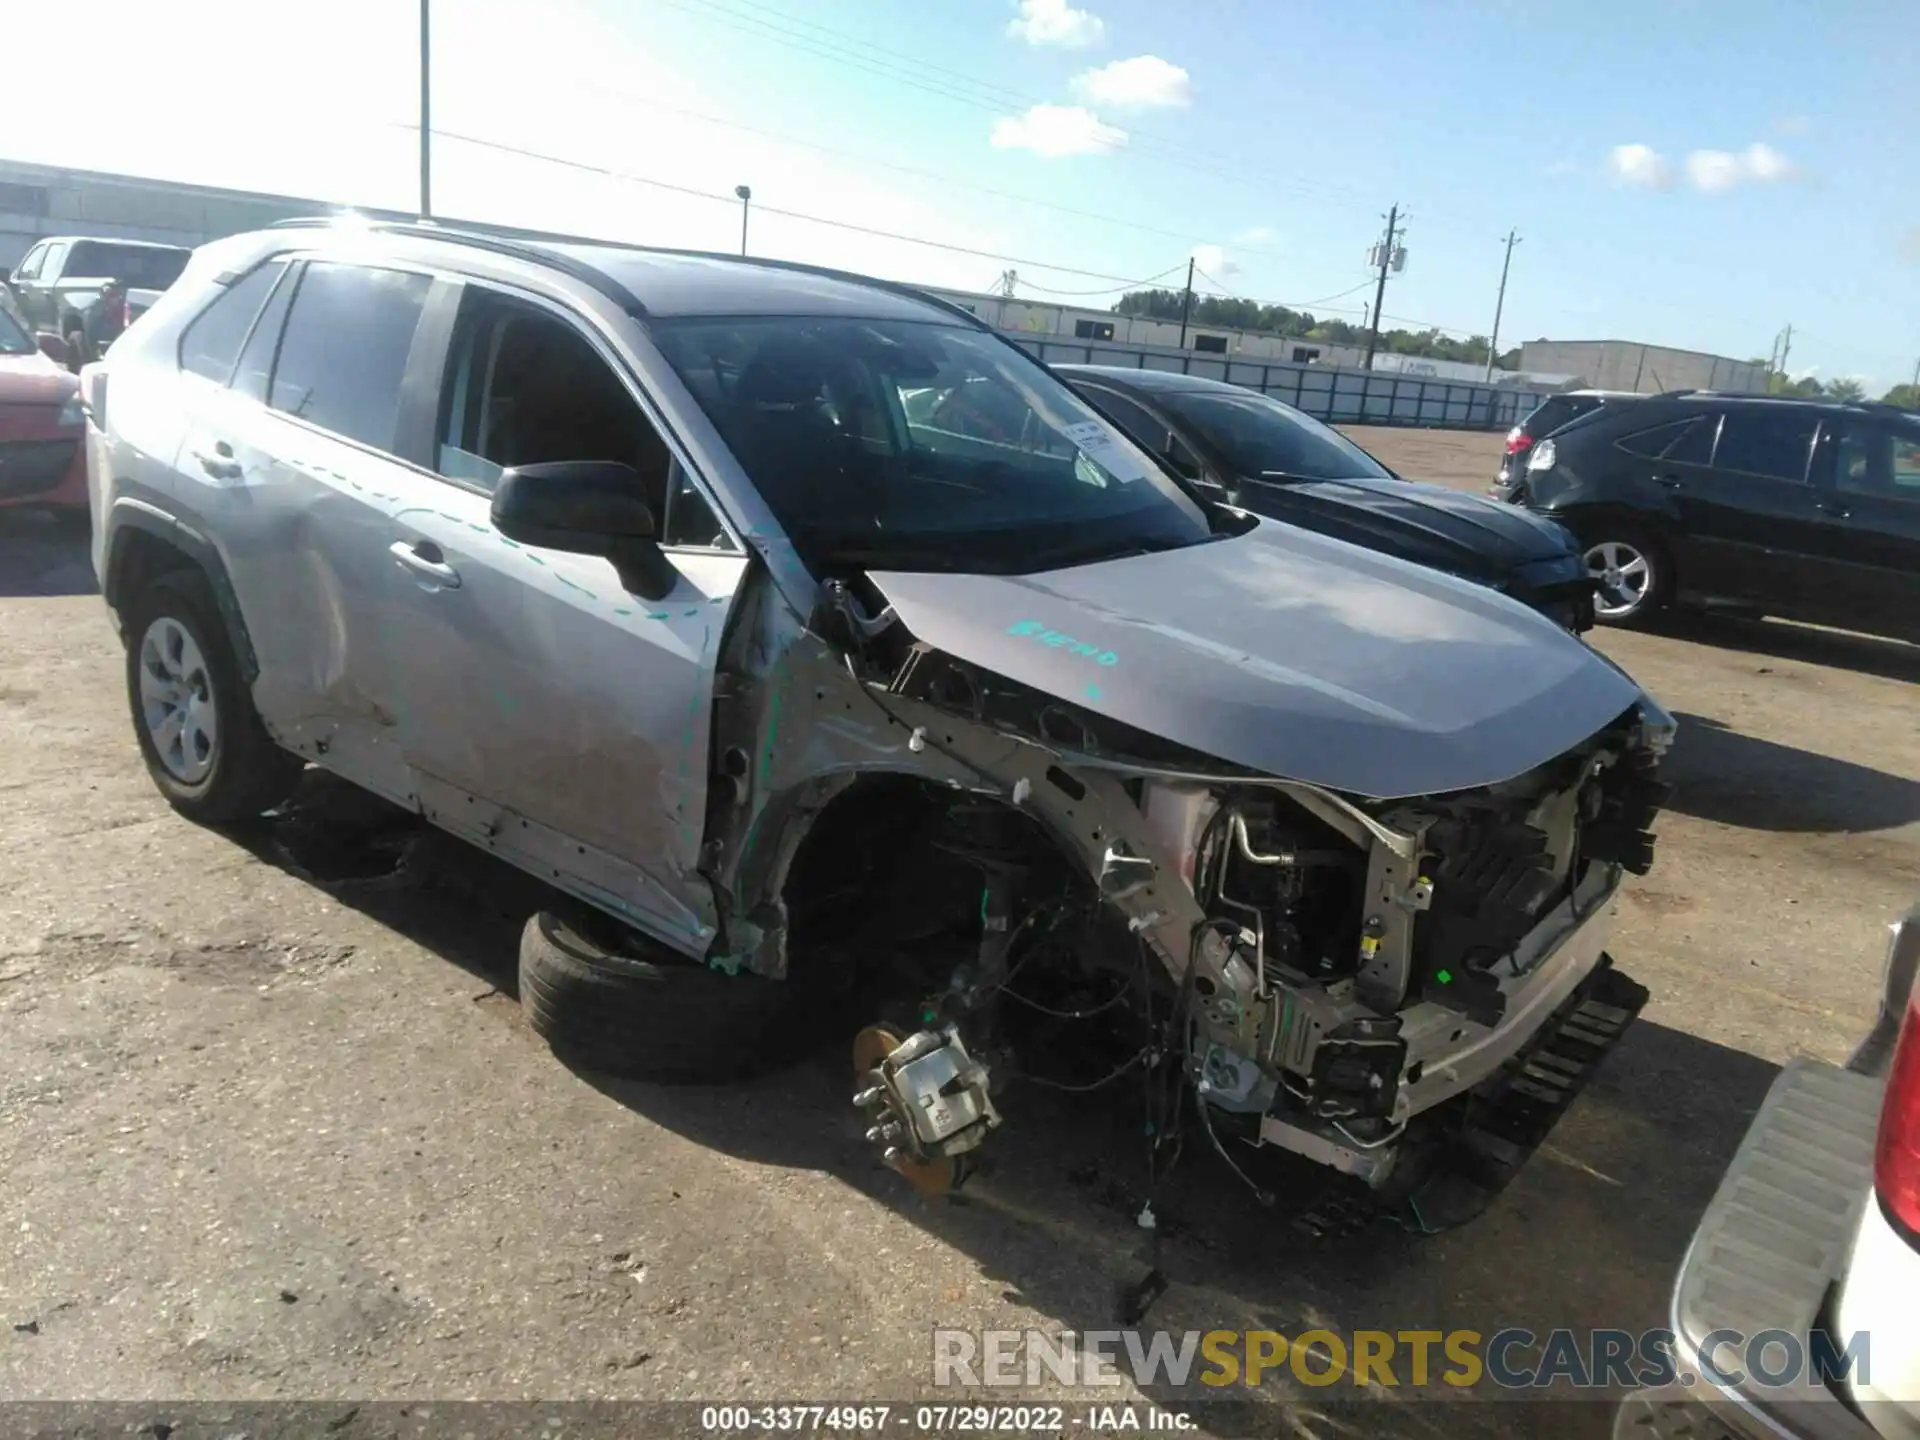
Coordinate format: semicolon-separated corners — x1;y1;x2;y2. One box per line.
1062;419;1151;482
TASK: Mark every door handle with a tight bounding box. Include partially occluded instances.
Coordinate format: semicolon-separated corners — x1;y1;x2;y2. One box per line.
1654;473;1682;490
1816;500;1852;519
389;539;462;588
192;441;242;481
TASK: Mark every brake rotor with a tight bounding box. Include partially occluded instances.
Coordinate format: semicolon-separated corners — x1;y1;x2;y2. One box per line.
852;1023;967;1196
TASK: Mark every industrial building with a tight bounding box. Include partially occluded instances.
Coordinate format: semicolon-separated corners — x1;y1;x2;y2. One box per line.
0;158;327;267
1516;339;1766;395
916;286;1369;367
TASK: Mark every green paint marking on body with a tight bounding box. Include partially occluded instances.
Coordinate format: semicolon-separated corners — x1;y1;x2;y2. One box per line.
556;575;598;600
756;685;784;791
614;607;633;617
1436;968;1452;984
646;610;669;621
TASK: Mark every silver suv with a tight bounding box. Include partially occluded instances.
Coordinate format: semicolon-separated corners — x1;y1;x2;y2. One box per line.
83;219;1675;1235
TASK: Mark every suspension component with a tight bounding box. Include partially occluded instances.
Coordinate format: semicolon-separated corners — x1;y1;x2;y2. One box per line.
852;1023;1001;1195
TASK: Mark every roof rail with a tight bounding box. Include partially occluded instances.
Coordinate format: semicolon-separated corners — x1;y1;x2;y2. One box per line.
265;216;647;312
262;214;991;331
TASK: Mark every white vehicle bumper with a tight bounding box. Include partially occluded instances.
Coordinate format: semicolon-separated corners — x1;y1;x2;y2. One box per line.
1616;1059;1887;1440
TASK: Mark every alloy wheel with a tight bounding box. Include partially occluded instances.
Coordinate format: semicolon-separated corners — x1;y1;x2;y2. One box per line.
1584;540;1654;620
137;616;219;784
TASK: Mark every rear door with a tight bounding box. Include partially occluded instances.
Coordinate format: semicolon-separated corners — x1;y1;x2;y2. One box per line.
1806;418;1920;638
377;278;747;950
1665;406;1826;607
179;256;441;805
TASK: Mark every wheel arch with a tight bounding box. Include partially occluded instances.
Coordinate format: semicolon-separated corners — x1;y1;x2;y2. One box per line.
102;500;260;683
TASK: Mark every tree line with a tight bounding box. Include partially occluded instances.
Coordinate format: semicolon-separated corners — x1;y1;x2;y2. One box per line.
1111;288;1522;368
1751;368;1919;408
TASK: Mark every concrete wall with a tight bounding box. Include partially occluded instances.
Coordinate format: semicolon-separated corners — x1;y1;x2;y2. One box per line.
1517;339;1766;395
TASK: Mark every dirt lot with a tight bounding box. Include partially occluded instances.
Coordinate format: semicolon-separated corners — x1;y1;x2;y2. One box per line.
2;428;1916;1437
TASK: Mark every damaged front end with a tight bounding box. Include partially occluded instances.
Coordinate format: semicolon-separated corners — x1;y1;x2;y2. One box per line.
694;524;1674;1233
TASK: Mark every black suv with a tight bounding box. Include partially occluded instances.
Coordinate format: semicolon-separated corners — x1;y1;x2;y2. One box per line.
1058;365;1596;630
1497;393;1920;635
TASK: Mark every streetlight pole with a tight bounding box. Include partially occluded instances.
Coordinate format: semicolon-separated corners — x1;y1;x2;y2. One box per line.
1176;256;1195;348
735;185;752;256
1485;229;1520;382
418;0;432;219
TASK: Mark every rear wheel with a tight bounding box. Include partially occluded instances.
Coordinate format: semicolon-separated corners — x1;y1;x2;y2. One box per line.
1581;525;1672;627
123;568;302;823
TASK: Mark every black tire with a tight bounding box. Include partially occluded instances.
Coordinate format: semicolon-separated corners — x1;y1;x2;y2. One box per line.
123;567;303;824
1579;522;1673;629
519;910;848;1082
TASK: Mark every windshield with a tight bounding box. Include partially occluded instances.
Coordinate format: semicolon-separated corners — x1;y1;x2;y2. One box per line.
1151;387;1394;481
653;317;1214;573
0;308;33;355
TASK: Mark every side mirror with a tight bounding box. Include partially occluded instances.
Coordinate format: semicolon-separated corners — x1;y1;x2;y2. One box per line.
34;331;69;365
490;460;677;600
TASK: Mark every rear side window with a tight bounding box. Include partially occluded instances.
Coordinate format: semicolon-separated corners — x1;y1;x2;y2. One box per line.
178;261;287;384
1524;396;1592;436
268;262;431;453
12;244;45;281
66;242;189;289
1615;414;1716;464
1713;410;1819;482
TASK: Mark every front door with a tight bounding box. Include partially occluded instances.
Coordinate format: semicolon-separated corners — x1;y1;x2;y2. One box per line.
380;281;747;951
1668;406;1827;609
1805;419;1920;639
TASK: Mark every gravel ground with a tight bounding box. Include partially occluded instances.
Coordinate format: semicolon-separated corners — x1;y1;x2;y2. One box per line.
1;432;1915;1437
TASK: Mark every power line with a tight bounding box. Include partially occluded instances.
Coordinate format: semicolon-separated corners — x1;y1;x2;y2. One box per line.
427;127;1180;285
528;88;1290;258
1015;264;1189;296
645;0;1403;219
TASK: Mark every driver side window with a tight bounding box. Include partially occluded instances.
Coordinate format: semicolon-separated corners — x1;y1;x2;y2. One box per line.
435;290;730;549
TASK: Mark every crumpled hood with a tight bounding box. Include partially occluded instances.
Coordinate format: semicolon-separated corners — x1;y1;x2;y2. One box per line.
869;518;1647;800
1236;474;1578;579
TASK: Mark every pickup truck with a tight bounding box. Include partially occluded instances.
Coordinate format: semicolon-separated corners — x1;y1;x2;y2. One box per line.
7;236;189;363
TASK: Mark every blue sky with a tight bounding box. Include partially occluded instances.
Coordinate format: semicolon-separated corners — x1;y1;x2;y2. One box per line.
16;0;1918;390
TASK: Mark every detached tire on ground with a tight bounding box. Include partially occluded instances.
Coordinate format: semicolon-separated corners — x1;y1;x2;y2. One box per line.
123;567;304;825
518;910;847;1083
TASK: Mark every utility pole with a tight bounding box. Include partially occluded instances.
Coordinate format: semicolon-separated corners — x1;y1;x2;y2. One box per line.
1176;257;1196;348
1775;324;1793;392
1363;204;1401;370
418;0;431;219
734;185;752;256
1485;229;1520;382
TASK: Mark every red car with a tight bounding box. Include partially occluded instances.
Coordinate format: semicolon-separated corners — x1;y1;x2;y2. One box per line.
0;306;87;518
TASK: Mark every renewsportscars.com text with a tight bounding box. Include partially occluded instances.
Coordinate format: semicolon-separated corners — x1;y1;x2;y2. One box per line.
932;1326;1871;1391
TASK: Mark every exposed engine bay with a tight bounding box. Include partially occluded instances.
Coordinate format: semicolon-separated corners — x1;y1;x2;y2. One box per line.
697;558;1674;1249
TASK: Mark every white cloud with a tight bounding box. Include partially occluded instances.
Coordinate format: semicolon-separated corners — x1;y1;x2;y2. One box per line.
990;104;1126;158
1607;144;1673;189
1006;0;1104;47
1686;141;1797;191
1191;243;1240;278
1070;56;1191;109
